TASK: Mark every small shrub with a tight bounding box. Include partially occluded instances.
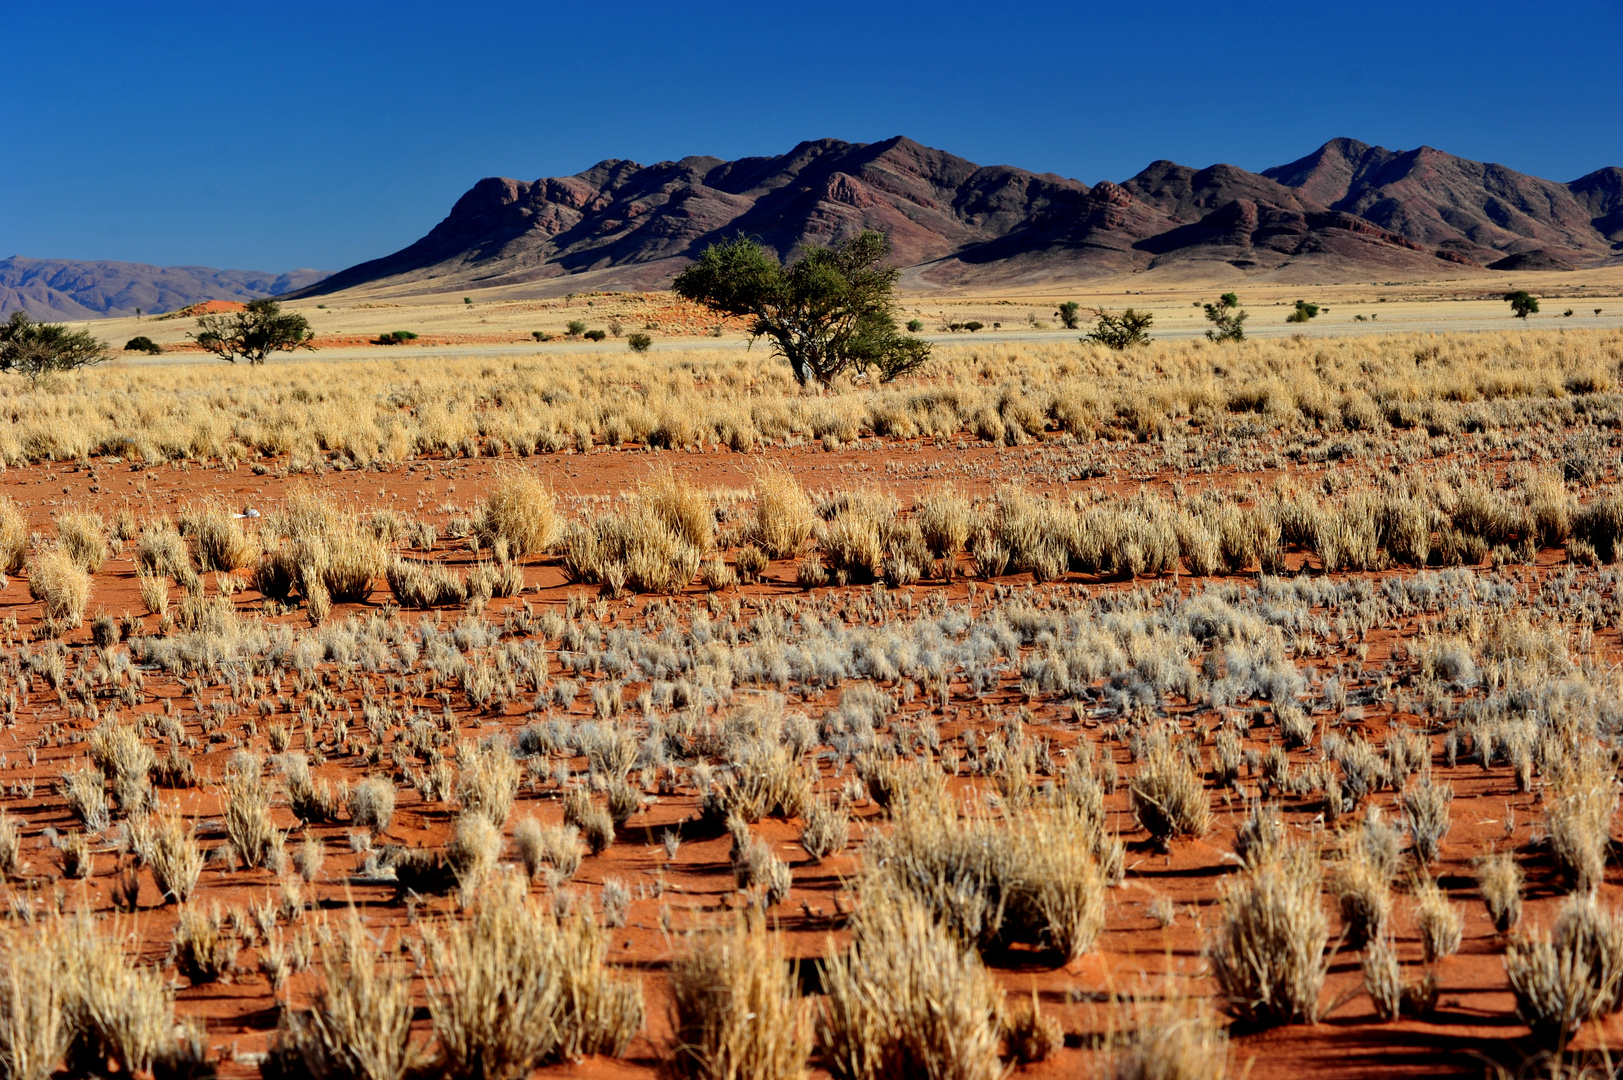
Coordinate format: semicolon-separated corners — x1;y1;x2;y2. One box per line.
627;332;652;352
125;335;163;354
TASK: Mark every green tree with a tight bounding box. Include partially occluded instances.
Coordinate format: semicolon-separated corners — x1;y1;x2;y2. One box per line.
1285;300;1319;323
124;335;163;354
672;230;931;386
1204;293;1248;343
1504;290;1539;319
1056;301;1081;329
1084;308;1154;349
191;299;313;364
0;311;110;384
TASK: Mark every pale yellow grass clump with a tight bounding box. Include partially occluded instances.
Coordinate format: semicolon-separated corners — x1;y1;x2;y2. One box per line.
55;509;108;573
178;500;259;571
0;497;27;575
669;914;810;1080
26;544;90;625
751;464;816;558
478;466;558;556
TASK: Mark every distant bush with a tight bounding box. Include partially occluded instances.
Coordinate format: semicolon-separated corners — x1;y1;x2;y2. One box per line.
583;329;607;342
1056;301;1081;329
124;336;163;354
906;319;924;333
566;320;588;337
607;318;623;337
962;321;984;333
1286;300;1320;323
1085;307;1154;349
627;333;652;353
531;330;553;342
372;330;417;345
1204;293;1247;342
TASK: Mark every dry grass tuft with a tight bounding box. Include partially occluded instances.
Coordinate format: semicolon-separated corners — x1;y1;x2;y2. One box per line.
171;904;239;984
478;467;559;556
751;465;816;558
424;876;642;1078
0;923;71;1080
1477;850;1524;934
279;911;422;1080
179;500;259;571
455;741;520;827
1208;846;1329;1026
1505;892;1623;1044
26;544;91;625
0;497;28;575
56;509;108;573
669;913;809;1080
819;887;1003;1080
1129;738;1212;845
1108;977;1230;1080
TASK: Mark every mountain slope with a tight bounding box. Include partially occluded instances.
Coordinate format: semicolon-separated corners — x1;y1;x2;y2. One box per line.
1262;138;1617;268
0;258;330;320
297;137;1622;298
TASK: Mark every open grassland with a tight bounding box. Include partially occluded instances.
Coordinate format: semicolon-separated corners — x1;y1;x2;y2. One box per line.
5;329;1623;1078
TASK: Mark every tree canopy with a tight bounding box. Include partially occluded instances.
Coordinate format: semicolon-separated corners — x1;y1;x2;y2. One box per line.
0;311;109;384
672;231;930;387
191;299;314;364
1504;290;1539;319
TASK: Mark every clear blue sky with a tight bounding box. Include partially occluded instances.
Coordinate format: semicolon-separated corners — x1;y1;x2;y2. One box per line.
3;0;1619;273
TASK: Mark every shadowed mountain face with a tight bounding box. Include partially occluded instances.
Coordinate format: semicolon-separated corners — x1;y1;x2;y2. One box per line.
294;136;1622;297
0;258;329;320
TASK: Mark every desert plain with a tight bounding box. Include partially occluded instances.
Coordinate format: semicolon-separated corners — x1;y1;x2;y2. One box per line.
4;264;1623;1080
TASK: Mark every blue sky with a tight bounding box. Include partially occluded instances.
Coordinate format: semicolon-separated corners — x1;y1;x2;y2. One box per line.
3;0;1619;272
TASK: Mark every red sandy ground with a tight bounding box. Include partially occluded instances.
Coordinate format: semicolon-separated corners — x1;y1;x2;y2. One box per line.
1;442;1616;1080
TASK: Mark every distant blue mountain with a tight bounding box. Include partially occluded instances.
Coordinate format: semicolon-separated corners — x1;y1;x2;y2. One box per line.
0;257;330;320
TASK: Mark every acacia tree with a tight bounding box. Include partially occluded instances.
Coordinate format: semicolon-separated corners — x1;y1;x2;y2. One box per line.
0;311;109;384
1504;290;1539;319
672;231;930;387
191;299;314;364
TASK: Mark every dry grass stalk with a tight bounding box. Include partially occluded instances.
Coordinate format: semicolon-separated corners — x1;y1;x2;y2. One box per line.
1477;850;1524;934
61;914;177;1077
0;497;27;575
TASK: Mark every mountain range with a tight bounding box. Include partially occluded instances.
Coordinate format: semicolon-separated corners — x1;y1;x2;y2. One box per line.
297;136;1623;298
0;258;329;320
